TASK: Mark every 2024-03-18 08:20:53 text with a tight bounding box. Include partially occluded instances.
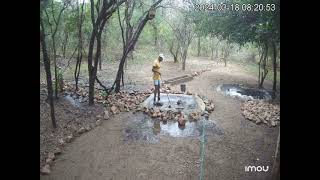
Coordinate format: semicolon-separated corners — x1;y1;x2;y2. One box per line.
194;3;276;12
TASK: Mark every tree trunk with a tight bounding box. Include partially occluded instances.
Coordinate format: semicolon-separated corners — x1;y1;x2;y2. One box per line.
40;16;57;129
258;46;264;85
169;41;178;63
74;0;85;92
87;25;97;105
99;57;102;70
115;55;128;92
272;42;277;99
154;25;158;47
182;48;187;71
112;0;163;93
259;43;268;88
52;38;59;99
89;27;103;103
211;36;214;61
215;41;220;59
197;36;200;56
87;0;127;105
61;30;68;59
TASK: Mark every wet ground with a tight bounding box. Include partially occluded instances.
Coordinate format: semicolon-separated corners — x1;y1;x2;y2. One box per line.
216;84;272;101
123;113;224;144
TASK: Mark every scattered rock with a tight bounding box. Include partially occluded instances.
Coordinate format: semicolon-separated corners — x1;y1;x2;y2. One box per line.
205;103;215;113
77;127;86;134
53;147;62;155
143;107;149;114
85;125;92;131
45;158;53;164
201;111;209;116
110;106;119;114
95;120;102;126
103;111;110;120
58;138;65;146
241;100;280;127
40;164;51;175
177;112;186;126
96;115;102;118
189;112;201;121
48;152;55;160
65;135;73;143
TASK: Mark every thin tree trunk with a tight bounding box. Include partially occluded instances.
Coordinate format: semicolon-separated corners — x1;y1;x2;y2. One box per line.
40;15;57;129
211;36;214;60
74;0;84;92
113;0;163;92
99;57;102;70
154;25;158;47
197;36;200;56
87;26;97;105
61;30;68;59
169;41;177;63
259;43;268;88
182;48;187;70
215;41;220;59
52;38;58;99
258;46;263;85
272;42;277;99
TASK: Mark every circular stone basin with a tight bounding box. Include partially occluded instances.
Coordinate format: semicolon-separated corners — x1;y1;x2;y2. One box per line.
216;84;272;101
142;93;205;115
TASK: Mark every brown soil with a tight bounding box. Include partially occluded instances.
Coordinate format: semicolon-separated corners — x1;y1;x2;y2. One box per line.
40;57;279;180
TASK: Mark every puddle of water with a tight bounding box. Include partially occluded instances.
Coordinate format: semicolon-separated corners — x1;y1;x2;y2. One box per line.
123;113;223;143
216;84;272;100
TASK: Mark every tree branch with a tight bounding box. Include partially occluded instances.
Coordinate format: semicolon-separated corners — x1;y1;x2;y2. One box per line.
117;7;126;52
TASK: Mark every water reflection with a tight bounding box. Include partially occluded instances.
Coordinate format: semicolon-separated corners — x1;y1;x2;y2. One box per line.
123;113;224;143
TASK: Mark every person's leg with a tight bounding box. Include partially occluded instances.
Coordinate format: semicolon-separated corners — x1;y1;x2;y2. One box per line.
154;85;157;103
157;80;160;101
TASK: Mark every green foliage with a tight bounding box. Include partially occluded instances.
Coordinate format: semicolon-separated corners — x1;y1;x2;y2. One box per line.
193;0;280;46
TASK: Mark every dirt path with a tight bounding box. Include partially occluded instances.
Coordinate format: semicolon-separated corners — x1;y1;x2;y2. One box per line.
41;57;279;180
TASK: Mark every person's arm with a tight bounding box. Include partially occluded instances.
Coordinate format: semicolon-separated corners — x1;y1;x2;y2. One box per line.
152;65;161;75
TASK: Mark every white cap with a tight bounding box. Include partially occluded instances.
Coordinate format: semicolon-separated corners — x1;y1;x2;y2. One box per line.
159;54;164;59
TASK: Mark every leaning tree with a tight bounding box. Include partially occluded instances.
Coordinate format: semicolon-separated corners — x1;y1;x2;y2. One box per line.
109;0;164;93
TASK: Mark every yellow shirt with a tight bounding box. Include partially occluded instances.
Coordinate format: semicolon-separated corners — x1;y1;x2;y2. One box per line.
152;59;161;80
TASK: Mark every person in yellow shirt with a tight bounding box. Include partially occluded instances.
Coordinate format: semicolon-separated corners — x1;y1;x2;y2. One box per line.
152;54;164;105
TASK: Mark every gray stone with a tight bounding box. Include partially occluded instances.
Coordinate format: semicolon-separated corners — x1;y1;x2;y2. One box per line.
95;120;102;126
48;152;55;160
40;164;51;175
85;126;92;131
45;158;53;164
104;111;110;120
58;138;65;146
53;147;62;155
96;115;102;118
65;135;73;143
78;127;86;134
